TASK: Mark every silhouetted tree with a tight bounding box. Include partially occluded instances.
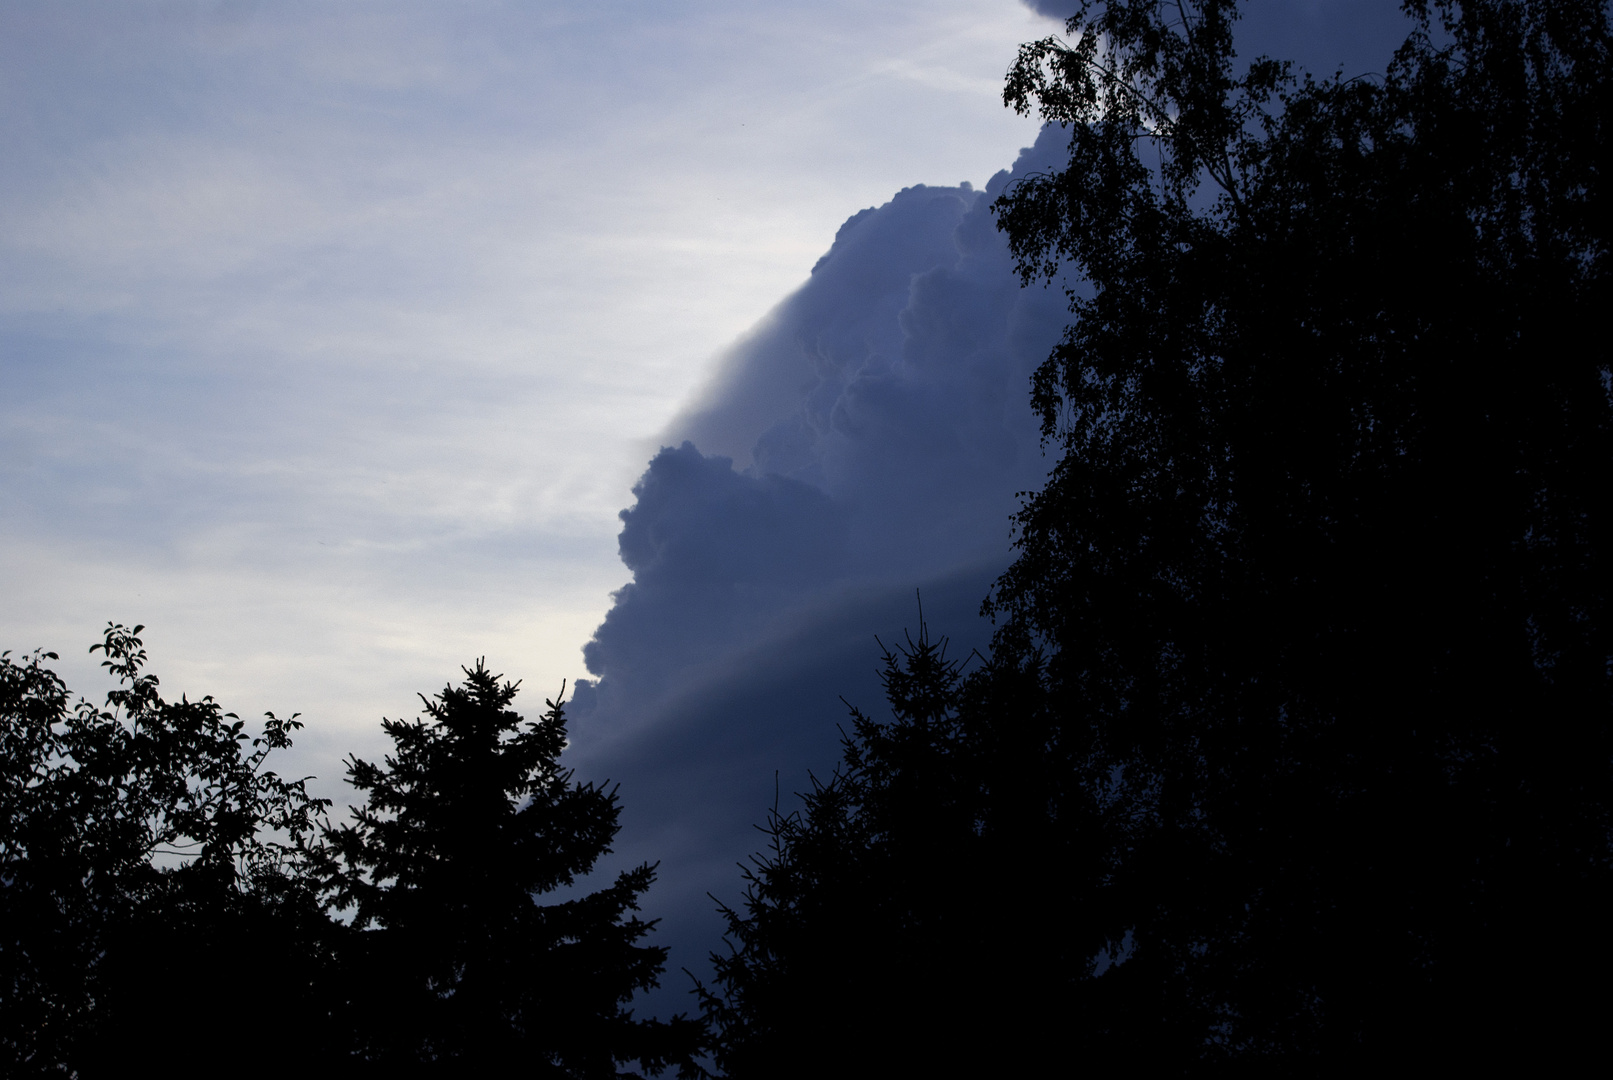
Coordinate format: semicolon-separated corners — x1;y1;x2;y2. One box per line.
699;618;1086;1077
712;0;1611;1072
699;625;963;1078
0;625;336;1077
4;633;703;1076
981;0;1613;1069
323;661;703;1077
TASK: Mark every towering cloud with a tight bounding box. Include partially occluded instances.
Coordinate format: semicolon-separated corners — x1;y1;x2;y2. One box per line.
552;0;1425;1023
561;124;1078;1014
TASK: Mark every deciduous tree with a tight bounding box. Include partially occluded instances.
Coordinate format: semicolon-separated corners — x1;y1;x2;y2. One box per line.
0;625;336;1077
711;0;1612;1070
988;0;1613;1067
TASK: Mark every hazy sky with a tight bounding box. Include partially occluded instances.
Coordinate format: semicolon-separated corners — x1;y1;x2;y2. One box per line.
2;0;1416;1020
1;0;1057;767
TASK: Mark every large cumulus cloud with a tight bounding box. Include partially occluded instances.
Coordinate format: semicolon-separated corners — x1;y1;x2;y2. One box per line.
564;124;1078;1015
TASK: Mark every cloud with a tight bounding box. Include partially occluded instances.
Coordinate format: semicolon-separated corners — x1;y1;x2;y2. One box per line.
1019;1;1081;20
0;1;1050;804
564;123;1080;1016
1017;0;1414;83
569;2;1422;1017
576;442;851;714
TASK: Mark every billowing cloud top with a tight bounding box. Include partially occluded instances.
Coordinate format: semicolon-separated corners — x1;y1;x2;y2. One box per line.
564;123;1079;1015
573;126;1079;736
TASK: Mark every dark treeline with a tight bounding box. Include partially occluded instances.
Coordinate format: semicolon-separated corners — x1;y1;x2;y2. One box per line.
5;0;1610;1075
0;627;702;1078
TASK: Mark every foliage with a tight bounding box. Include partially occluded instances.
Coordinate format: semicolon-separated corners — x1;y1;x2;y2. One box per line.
321;661;704;1077
0;624;335;1076
2;632;698;1077
698;624;966;1077
709;0;1611;1071
699;619;1087;1077
985;0;1613;1068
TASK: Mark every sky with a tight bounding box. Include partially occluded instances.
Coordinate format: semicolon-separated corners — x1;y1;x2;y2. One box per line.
1;0;1058;761
2;0;1415;1021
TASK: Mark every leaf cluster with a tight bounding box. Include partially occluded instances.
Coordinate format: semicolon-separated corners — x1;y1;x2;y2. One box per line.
1;625;334;1076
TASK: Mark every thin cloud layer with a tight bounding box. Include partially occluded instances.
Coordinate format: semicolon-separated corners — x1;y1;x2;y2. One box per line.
566;125;1078;1014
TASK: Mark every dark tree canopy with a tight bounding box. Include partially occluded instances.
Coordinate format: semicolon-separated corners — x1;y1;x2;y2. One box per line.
699;626;979;1078
2;634;699;1078
0;625;335;1077
709;0;1613;1072
989;0;1613;1067
702;623;1118;1078
700;616;1086;1077
323;662;702;1077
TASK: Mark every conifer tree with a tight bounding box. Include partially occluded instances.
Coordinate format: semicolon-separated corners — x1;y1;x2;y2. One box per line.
701;620;1076;1077
324;662;702;1077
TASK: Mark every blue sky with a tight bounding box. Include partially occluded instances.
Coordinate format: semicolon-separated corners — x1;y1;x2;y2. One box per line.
2;0;1416;1019
1;0;1056;763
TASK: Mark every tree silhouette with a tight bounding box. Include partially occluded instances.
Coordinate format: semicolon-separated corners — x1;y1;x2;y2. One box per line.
699;618;1082;1077
323;661;703;1077
712;0;1612;1071
4;634;704;1076
982;0;1613;1068
0;625;336;1077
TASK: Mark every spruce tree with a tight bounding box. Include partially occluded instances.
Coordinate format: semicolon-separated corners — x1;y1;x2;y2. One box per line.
324;662;702;1077
701;622;1078;1077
